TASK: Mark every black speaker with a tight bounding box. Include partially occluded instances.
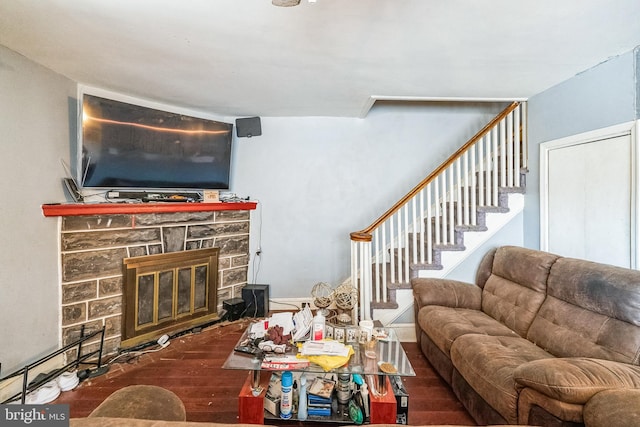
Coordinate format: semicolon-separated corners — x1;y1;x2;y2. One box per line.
242;284;270;318
223;298;246;322
235;117;262;138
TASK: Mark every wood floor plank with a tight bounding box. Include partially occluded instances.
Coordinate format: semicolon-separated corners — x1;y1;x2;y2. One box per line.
53;319;475;425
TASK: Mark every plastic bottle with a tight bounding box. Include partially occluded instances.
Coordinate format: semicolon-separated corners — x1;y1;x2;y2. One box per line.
298;375;308;421
280;371;293;419
360;382;370;420
312;310;325;340
337;373;351;404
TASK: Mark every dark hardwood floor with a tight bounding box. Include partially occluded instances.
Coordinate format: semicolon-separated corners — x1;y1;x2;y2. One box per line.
54;319;475;425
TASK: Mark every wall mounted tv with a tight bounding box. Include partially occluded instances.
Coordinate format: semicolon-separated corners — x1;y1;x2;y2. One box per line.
79;92;233;190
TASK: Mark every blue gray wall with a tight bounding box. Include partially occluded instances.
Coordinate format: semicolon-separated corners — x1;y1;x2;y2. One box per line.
525;47;639;249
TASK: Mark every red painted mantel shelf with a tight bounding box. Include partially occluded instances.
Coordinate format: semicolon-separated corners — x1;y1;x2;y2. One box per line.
41;201;257;217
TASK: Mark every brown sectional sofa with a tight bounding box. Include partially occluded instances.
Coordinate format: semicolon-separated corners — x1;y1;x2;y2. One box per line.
412;245;640;426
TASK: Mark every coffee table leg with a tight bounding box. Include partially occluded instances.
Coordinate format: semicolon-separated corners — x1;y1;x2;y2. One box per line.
376;374;387;395
238;371;267;424
368;376;397;424
252;369;261;392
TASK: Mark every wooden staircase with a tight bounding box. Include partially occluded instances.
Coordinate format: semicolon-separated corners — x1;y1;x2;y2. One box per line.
350;102;527;322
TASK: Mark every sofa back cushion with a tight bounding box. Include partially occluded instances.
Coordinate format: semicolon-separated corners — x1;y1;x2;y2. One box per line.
481;246;559;337
527;257;640;364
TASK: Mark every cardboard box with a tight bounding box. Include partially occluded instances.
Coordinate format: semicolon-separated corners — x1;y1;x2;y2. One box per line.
264;373;281;417
390;375;409;425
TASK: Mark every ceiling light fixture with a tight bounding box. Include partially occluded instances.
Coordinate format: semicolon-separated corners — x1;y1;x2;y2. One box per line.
272;0;300;6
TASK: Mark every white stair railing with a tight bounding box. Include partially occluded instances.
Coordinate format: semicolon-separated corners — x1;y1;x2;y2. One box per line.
351;102;526;321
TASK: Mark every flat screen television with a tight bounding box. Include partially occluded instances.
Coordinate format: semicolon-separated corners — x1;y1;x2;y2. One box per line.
79;92;233;190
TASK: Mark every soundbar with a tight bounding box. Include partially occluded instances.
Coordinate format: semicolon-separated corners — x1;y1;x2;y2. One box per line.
106;191;201;202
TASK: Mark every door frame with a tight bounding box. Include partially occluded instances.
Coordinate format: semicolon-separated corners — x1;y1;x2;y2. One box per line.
540;120;640;268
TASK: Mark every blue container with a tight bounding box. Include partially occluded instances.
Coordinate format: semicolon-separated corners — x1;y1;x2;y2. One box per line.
280;371;293;419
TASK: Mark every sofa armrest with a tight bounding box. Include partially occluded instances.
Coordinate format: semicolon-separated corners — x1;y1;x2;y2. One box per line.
412;278;481;311
514;357;640;404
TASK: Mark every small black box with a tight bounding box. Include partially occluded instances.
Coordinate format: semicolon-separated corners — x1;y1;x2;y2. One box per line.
242;284;270;317
390;375;409;425
223;298;246;322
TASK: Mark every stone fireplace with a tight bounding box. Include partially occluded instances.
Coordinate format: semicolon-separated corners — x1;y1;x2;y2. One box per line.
45;202;257;360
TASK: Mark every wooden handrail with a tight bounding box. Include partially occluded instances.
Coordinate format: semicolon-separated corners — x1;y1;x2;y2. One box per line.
349;102;520;241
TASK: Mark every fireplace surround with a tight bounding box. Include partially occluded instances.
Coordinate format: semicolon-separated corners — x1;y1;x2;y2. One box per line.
43;202;256;360
122;248;220;348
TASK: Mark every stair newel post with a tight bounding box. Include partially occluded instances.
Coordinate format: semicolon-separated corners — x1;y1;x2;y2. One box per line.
520;102;528;170
351;231;373;321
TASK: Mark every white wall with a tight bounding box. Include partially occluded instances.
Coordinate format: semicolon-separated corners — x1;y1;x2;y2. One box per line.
232;102;509;297
0;46;75;373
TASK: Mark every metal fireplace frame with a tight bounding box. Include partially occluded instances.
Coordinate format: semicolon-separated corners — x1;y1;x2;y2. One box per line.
121;248;220;348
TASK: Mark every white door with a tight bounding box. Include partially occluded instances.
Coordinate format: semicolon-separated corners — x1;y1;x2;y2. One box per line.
540;121;638;269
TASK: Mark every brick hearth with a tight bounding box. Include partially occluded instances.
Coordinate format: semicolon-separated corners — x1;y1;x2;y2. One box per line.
56;207;254;360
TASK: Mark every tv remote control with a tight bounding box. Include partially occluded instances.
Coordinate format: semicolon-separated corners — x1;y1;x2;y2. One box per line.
234;345;264;358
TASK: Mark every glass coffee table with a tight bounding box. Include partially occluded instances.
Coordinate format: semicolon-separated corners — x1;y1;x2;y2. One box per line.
222;323;415;424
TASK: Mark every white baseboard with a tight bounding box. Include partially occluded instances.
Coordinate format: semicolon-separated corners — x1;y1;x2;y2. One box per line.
0;355;64;403
269;297;314;311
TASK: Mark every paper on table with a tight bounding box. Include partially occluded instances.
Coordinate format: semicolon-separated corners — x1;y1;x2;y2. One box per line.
269;311;294;335
249;321;267;337
292;305;313;341
300;340;351;357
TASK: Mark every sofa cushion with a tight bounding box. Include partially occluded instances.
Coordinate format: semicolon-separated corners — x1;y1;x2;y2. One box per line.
418;306;519;355
527;257;640;363
413;279;482;310
481;246;559;337
583;389;640;427
450;334;554;424
513;357;640;404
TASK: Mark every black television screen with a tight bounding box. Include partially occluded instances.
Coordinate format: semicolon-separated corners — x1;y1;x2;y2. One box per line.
79;93;233;190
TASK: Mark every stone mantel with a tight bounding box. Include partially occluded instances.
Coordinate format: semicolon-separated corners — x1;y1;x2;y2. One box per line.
42;201;257;217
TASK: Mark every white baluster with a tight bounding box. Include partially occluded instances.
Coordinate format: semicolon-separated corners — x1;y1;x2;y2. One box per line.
419;190;425;264
500;118;506;189
426;183;433;264
470;144;477;225
514;104;521;186
492;127;498;206
478;137;485;207
456;158;462;227
507;111;514;187
434;176;441;245
381;223;387;303
448;166;455;244
463;151;470;226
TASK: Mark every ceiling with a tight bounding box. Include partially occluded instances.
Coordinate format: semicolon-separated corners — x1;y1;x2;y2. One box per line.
1;0;640;118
